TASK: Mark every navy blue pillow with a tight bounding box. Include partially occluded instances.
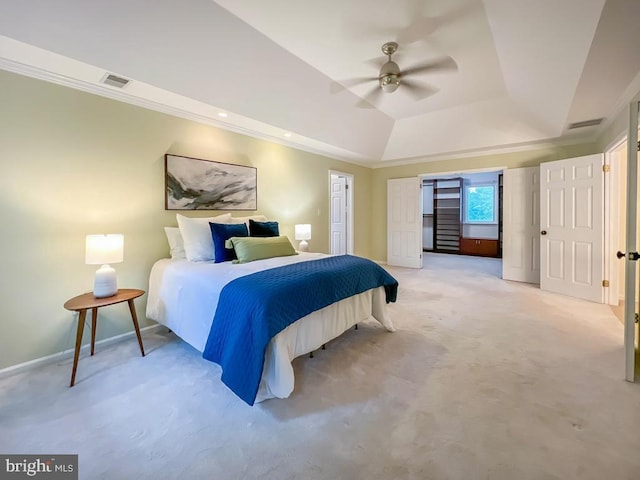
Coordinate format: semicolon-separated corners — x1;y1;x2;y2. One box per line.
209;222;248;263
249;219;279;237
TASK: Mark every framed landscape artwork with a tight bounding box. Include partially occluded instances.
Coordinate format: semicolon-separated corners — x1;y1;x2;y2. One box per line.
165;154;257;210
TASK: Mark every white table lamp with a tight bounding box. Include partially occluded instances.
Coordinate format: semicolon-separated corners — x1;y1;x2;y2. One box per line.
295;224;311;252
86;234;124;298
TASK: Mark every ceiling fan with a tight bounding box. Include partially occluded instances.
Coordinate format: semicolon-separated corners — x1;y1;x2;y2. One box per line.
334;41;458;108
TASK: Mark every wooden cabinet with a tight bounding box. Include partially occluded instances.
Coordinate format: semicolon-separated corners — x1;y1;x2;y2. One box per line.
459;238;499;257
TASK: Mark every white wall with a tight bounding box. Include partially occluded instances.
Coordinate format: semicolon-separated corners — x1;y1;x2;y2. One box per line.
422;183;434;249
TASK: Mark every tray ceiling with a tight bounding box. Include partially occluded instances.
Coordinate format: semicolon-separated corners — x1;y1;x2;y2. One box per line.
1;0;639;166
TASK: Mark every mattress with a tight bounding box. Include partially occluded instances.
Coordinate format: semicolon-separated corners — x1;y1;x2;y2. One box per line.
146;252;395;402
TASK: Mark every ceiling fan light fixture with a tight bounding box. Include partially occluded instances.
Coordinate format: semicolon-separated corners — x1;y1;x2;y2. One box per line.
380;74;400;93
379;58;401;93
344;41;456;106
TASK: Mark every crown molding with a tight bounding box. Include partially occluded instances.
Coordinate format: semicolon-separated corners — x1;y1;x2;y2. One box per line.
0;56;369;166
370;135;597;169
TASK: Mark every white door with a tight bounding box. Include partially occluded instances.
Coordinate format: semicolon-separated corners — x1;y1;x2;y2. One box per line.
330;175;347;255
623;102;639;381
387;177;422;268
540;154;604;303
502;167;540;283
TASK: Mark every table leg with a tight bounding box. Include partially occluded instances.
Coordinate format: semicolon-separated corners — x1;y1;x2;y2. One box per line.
90;307;98;356
70;309;86;387
127;299;145;356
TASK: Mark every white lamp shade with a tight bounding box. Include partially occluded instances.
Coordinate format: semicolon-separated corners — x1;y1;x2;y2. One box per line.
295;224;312;241
85;234;124;265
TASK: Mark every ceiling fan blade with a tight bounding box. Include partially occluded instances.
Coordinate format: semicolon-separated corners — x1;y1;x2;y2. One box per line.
396;0;478;45
356;85;383;109
400;56;458;77
398;0;435;45
340;20;397;41
330;77;378;94
363;52;405;69
397;19;439;46
401;79;439;100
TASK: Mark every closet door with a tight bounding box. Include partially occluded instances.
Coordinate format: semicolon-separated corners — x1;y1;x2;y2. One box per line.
387;177;422;268
434;178;461;253
502;167;540;283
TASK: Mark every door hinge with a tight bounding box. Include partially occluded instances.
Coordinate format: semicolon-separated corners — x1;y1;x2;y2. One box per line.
637;140;639;152
602;164;610;173
602;280;609;287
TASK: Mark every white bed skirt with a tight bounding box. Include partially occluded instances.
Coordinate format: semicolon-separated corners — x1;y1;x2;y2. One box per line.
146;256;395;403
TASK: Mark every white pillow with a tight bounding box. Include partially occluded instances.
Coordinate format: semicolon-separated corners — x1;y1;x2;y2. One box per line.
164;227;186;259
176;213;232;262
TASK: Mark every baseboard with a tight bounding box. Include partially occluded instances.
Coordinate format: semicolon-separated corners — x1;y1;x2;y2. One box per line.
0;324;164;380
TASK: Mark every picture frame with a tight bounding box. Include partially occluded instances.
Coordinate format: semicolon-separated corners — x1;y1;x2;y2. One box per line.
165;154;257;210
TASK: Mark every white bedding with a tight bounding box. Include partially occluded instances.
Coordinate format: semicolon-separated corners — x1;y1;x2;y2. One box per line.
146;252;395;402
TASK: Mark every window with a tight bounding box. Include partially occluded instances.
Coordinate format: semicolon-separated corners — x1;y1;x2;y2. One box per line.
465;185;495;223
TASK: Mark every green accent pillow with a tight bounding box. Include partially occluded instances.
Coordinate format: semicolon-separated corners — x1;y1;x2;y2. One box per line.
226;235;298;263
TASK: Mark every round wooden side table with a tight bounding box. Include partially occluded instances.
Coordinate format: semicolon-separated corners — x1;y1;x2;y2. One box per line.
63;288;146;387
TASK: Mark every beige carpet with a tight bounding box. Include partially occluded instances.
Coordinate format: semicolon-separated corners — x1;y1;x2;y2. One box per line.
2;253;640;480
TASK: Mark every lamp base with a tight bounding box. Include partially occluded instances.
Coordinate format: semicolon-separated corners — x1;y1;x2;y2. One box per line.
298;240;309;252
93;264;118;298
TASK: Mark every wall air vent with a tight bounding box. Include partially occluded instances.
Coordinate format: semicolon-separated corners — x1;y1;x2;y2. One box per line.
568;118;604;129
100;73;131;89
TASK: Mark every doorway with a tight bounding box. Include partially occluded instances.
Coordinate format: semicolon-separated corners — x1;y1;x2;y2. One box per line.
606;137;628;312
605;122;640;382
422;170;503;258
329;171;354;255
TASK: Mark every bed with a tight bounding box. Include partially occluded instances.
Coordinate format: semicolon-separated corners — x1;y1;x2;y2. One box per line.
146;251;397;404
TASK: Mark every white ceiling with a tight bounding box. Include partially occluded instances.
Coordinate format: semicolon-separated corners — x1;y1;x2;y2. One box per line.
1;0;640;166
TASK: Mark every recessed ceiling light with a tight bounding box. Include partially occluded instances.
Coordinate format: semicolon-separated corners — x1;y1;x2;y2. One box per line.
217;112;228;118
284;132;292;137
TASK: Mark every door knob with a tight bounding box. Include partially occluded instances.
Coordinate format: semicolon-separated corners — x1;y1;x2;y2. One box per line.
618;251;640;261
540;230;547;235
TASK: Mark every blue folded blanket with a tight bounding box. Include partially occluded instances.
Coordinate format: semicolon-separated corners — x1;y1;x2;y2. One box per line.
202;255;398;405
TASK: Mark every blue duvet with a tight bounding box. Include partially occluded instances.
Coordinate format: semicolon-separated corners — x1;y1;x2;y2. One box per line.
202;255;398;405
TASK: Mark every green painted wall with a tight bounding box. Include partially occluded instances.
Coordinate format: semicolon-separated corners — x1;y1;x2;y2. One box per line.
0;70;371;370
